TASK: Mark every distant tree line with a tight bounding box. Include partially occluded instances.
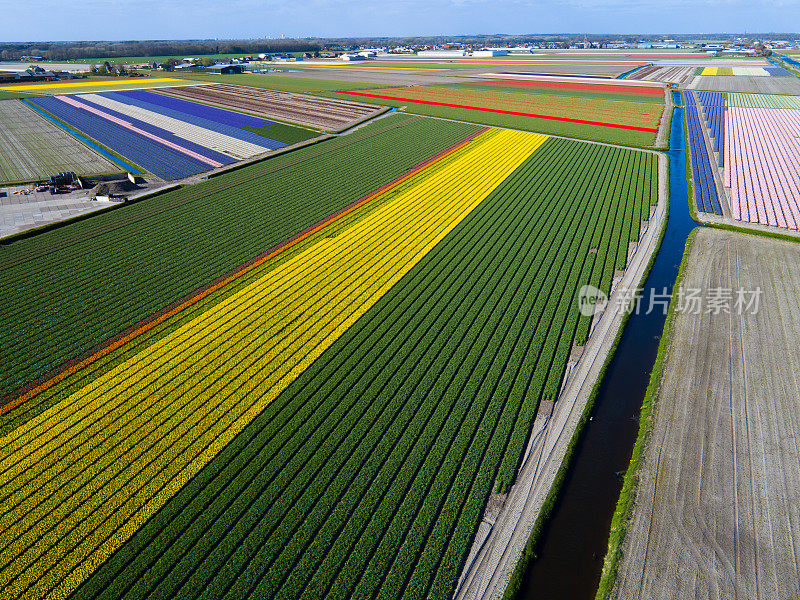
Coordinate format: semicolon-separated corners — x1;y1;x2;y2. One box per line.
0;40;322;62
0;34;796;62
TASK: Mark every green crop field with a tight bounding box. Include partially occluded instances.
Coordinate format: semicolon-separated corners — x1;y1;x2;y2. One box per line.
0;89;41;100
61;137;657;600
243;122;320;144
0;114;479;403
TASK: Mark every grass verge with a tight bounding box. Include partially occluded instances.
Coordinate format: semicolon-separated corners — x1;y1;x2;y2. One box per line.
0;89;41;100
703;221;800;244
653;93;673;152
683;106;701;222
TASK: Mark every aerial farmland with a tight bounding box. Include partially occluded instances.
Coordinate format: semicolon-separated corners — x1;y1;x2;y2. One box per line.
685;83;800;230
1;32;800;600
334;77;666;146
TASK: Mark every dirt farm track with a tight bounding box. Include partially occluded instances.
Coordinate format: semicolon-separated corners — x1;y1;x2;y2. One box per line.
614;228;800;599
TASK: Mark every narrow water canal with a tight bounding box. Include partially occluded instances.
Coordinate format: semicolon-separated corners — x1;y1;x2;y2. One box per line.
518;102;698;599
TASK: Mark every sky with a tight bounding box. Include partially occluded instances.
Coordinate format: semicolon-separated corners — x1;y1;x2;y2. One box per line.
1;0;798;42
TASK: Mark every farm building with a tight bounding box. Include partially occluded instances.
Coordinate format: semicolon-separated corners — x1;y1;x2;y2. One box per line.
417;50;468;58
721;48;758;56
473;50;509;57
206;64;244;74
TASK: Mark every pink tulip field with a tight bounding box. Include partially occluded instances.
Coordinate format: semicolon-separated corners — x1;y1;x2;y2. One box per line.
724;98;800;229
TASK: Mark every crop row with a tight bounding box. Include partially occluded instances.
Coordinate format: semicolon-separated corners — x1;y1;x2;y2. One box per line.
162;84;380;131
110;90;314;146
0;114;479;400
71;138;656;600
339;85;662;129
727;92;800;109
0;77;183;93
327;87;661;147
0;129;543;600
696;90;725;165
80;93;280;159
59;95;234;166
701;66;772;76
723;105;800;229
0;99;118;184
27;95;220;180
463;79;665;104
685;91;722;215
120;89;276;128
628;65;695;84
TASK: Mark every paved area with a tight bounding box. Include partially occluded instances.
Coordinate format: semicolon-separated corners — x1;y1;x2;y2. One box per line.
0;186;114;237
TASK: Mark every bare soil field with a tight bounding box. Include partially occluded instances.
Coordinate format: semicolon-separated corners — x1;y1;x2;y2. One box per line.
0;99;118;184
614;228;800;600
160;83;383;130
690;75;800;94
628;65;695;84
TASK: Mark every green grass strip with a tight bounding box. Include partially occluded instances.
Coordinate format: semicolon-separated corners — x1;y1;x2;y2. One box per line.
242;123;319;144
